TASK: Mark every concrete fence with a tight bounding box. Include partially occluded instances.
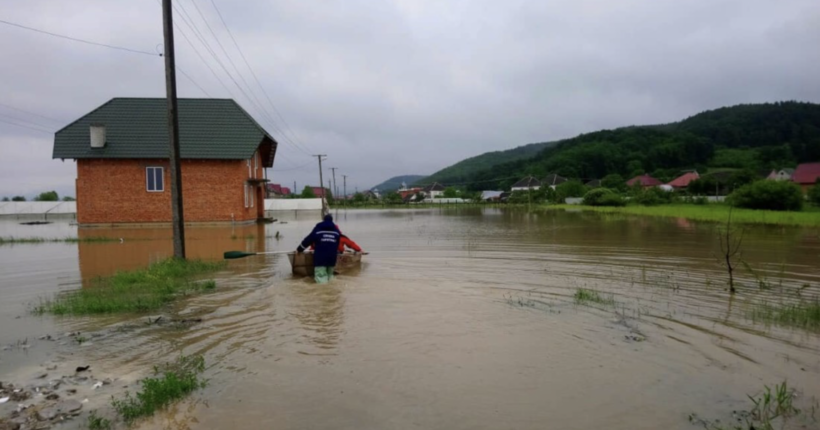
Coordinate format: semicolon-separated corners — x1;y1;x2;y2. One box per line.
0;202;77;219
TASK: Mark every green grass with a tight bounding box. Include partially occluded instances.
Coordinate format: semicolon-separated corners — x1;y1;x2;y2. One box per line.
573;288;615;306
34;258;225;315
87;410;112;430
112;355;206;424
0;236;120;245
549;203;820;227
748;299;820;330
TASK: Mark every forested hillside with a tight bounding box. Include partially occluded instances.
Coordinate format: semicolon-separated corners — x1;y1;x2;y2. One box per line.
456;102;820;190
370;175;426;192
417;141;558;186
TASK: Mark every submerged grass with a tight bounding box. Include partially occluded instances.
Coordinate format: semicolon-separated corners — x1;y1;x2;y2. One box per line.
33;258;224;315
748;299;820;331
112;354;206;424
573;288;615;306
0;236;120;245
549;204;820;227
689;380;813;430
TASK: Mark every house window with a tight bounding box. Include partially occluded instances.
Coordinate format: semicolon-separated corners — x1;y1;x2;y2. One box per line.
146;167;164;192
250;185;255;208
244;184;249;208
247;159;251;178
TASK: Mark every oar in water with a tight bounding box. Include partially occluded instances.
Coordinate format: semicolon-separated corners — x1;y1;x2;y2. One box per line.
223;250;292;259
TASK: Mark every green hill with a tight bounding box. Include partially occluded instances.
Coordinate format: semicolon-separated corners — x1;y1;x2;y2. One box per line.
456;101;820;191
371;175;426;192
416;141;558;186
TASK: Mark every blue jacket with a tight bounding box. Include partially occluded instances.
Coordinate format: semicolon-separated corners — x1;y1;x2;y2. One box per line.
297;220;341;267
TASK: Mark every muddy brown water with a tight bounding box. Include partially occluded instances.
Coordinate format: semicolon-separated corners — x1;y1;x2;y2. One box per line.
1;208;819;430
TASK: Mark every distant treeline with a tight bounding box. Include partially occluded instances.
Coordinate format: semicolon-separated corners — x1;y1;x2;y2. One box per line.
2;191;75;202
417;102;820;190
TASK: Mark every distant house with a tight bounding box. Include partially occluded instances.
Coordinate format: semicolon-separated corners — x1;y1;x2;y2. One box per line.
423;182;446;198
481;190;503;201
399;187;422;201
281;186;291;196
792;162;820;192
52;98;277;225
542;173;568;189
585;179;601;188
499;192;511;202
627;174;662;188
311;187;330;198
766;168;795;181
511;176;541;191
667;171;699;189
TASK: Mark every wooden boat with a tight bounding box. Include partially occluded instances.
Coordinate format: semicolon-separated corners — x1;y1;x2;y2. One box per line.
287;252;363;277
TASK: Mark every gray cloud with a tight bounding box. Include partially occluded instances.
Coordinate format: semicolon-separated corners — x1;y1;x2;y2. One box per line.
1;0;819;198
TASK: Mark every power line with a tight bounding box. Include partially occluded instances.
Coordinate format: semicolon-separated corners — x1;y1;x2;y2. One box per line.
188;0;312;158
0;18;159;56
0;102;63;124
176;65;211;96
0;117;53;134
208;0;314;156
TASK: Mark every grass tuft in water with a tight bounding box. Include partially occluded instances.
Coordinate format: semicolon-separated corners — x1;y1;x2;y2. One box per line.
87;410;112;430
748;299;820;331
573;288;615;306
33;258;224;315
690;380;808;430
112;354;206;424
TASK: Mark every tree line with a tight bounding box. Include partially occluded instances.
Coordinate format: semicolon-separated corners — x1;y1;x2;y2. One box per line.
1;191;75;202
417;102;820;191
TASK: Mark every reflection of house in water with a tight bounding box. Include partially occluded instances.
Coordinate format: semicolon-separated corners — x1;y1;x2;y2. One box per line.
77;223;265;282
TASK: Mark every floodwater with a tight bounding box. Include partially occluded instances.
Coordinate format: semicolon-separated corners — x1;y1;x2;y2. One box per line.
1;208;819;430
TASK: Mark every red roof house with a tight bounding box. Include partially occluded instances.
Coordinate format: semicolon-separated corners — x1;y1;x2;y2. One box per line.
792;162;820;192
627;174;662;188
281;187;291;196
311;187;329;198
667;172;699;189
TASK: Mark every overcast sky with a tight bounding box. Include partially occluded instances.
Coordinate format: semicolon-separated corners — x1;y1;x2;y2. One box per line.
1;0;819;198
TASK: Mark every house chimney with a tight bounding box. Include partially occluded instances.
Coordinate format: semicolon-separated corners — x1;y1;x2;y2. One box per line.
90;124;106;148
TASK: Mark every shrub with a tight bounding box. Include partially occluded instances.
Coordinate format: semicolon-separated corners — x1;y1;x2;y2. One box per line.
634;187;676;206
555;180;588;202
582;188;625;206
728;180;804;211
808;182;820;206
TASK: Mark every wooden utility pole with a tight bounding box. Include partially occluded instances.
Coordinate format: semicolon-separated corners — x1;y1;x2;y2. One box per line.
330;167;338;200
313;154;327;216
162;0;186;259
342;174;347;209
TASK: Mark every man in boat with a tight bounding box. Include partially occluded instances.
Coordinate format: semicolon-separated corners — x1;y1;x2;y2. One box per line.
308;234;363;254
296;214;342;284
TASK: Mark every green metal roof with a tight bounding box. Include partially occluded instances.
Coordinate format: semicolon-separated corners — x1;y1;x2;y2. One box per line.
53;98;276;162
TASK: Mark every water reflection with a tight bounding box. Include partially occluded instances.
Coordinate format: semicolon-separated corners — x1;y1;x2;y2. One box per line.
288;282;345;356
77;223;266;281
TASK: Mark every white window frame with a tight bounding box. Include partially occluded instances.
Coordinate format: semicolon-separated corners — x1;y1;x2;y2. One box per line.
247;159;251;177
244;184;249;208
254;151;258;175
146;167;164;192
250;184;255;208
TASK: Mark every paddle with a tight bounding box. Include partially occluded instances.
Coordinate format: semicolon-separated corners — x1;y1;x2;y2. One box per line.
223;250;293;259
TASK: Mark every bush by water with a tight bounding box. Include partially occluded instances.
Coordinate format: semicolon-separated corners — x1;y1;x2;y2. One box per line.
728;180;804;211
582;188;625;206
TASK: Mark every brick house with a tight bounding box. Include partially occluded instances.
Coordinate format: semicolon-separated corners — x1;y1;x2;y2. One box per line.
53;98;277;225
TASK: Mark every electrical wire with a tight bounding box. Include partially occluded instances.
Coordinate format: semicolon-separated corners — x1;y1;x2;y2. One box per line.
208;0;315;157
0;117;53;134
0;102;64;124
0;18;159;56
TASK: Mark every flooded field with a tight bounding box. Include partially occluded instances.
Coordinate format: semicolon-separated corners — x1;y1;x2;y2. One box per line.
1;208;819;430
